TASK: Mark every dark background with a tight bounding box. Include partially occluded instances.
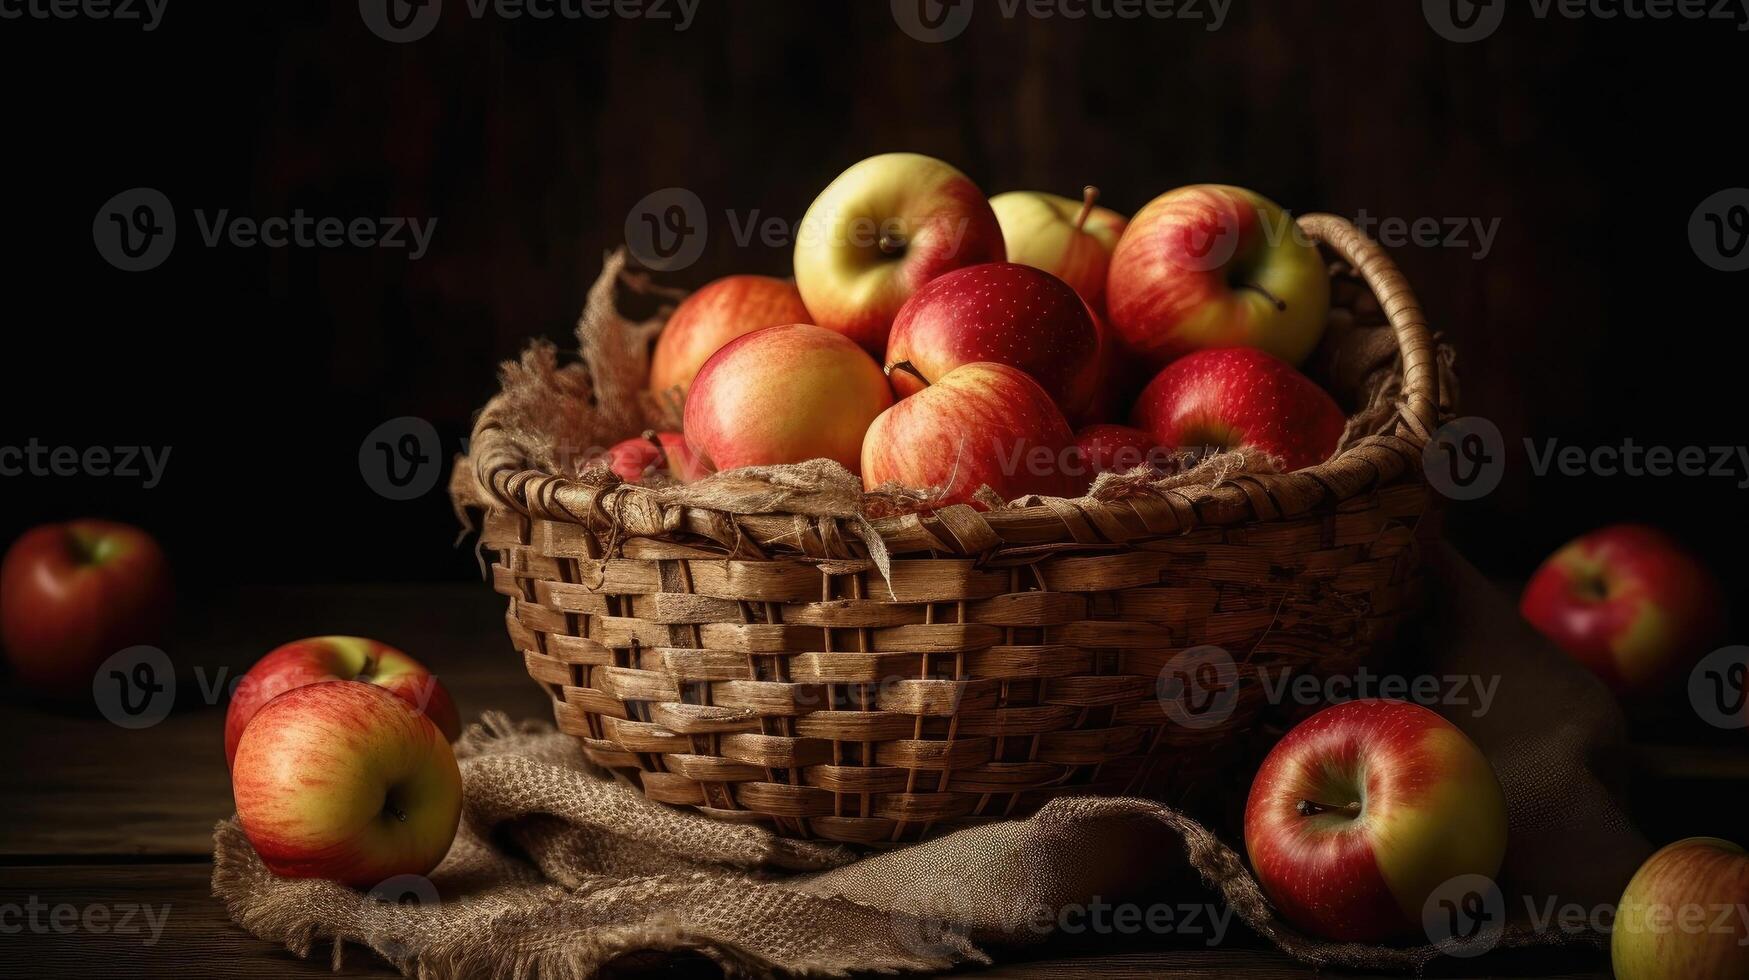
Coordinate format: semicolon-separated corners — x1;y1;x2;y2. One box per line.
1;2;1742;616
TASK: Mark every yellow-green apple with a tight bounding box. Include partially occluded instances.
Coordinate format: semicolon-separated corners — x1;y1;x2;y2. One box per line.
1520;525;1726;697
1244;699;1509;943
224;636;460;767
648;275;813;397
231;680;462;886
596;431;710;483
1613;837;1749;980
1073;424;1163;479
1106;184;1330;369
884;262;1101;417
1132;347;1345;472
1;520;172;697
794;153;1005;355
861;361;1077;507
989;186;1127;309
685;323;893;473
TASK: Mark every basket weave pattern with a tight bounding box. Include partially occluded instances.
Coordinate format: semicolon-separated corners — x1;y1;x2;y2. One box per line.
472;215;1444;845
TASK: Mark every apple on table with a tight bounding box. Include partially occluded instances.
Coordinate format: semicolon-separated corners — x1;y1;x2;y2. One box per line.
1131;346;1346;472
1613;837;1749;980
647;274;812;399
989;185;1127;310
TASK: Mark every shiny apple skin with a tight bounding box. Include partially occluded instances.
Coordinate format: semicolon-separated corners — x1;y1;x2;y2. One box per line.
989;189;1127;308
1131;347;1346;472
648;275;813;397
1073;424;1163;478
1613;837;1749;980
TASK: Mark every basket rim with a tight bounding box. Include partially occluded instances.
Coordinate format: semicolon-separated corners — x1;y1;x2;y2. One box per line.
463;213;1440;558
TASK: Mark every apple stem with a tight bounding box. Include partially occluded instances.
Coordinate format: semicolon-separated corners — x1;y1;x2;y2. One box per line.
1296;798;1363;818
356;656;377;683
1238;282;1288;312
885;360;932;388
1073;186;1099;232
878;231;907;256
386;805;409;823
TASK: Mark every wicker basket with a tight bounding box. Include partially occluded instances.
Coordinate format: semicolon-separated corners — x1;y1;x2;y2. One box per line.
466;213;1445;845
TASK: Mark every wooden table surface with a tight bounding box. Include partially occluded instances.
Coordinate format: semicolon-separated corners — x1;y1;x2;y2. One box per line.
0;584;1623;978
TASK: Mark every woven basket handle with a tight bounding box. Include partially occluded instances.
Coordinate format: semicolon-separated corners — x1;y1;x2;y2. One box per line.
1297;213;1440;446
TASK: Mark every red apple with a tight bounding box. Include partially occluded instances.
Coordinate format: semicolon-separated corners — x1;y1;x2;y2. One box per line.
1131;347;1345;472
1244;699;1509;944
1613;837;1749;980
685;323;893;473
989;186;1127;309
224;636;461;768
1;520;172;697
794;153;1006;355
1073;424;1163;478
861;361;1077;507
884;262;1101;417
231;680;462;887
1106;184;1330;369
1520;525;1726;697
596;431;709;483
647;275;813;397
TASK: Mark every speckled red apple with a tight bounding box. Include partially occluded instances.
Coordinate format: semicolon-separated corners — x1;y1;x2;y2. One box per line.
1132;347;1345;472
1073;424;1163;478
648;275;813;397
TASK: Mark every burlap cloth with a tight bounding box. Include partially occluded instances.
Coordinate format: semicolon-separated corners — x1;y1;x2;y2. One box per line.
211;543;1647;977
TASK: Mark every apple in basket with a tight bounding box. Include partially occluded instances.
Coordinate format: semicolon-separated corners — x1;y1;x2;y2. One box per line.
685;323;893;473
989;186;1127;309
794;152;1006;355
1519;524;1726;697
596;431;710;483
1244;700;1509;944
1073;423;1165;478
232;681;462;886
884;262;1102;418
224;636;461;767
1106;184;1330;369
861;361;1078;506
647;274;812;398
1131;347;1345;472
1612;837;1749;980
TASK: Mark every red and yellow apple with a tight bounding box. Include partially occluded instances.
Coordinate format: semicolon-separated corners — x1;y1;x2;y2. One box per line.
1;520;172;697
232;680;462;887
884;262;1101;417
648;274;813;397
1073;424;1163;479
1520;524;1726;697
1106;184;1330;369
1613;837;1749;980
685;323;893;473
1244;699;1509;944
1131;347;1345;472
596;431;709;483
861;361;1077;507
224;636;461;768
794;153;1005;355
989;186;1127;309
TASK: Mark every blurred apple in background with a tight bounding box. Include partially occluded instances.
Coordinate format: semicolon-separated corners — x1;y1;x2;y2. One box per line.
231;681;462;887
224;636;461;767
685;323;893;473
1613;837;1749;980
1106;184;1329;369
884;262;1101;417
1073;424;1163;480
596;431;709;483
1;519;172;697
1132;347;1345;472
989;186;1126;309
862;361;1077;507
1244;700;1509;944
794;153;1005;355
647;274;812;398
1520;524;1726;697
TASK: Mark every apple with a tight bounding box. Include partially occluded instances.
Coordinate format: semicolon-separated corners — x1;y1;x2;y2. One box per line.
647;275;813;397
989;186;1127;309
884;262;1101;417
224;636;462;768
861;361;1077;507
794;153;1006;355
1131;347;1345;473
1;520;172;697
1106;184;1330;369
685;323;893;473
596;431;709;484
231;680;462;887
1244;699;1509;944
1520;524;1726;697
1613;837;1749;980
1073;424;1163;479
